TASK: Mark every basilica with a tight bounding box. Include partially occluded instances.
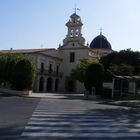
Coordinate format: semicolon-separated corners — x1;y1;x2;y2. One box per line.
0;12;113;93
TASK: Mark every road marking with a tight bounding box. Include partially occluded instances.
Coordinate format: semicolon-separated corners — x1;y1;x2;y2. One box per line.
22;132;140;137
21;99;140;138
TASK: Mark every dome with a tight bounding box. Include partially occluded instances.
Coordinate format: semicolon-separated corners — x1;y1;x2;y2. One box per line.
89;34;112;49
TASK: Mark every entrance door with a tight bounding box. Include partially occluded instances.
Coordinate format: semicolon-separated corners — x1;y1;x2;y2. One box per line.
55;79;59;92
39;77;44;92
47;77;53;92
68;80;75;92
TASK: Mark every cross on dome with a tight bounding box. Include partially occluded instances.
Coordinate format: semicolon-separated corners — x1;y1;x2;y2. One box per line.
99;27;103;35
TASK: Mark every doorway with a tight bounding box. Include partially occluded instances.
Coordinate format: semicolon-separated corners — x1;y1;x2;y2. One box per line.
47;77;53;92
39;77;44;92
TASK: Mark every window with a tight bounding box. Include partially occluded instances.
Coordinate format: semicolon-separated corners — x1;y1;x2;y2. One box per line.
75;29;79;36
49;64;52;73
56;65;59;75
41;62;44;73
70;52;75;63
72;43;75;46
70;30;74;37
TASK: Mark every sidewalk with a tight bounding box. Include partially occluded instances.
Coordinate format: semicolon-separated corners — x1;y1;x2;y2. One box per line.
29;93;84;99
98;99;140;108
29;93;140;108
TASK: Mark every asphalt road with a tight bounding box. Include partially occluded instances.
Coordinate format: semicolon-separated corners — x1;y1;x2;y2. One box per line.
1;93;140;140
0;93;39;140
21;95;140;140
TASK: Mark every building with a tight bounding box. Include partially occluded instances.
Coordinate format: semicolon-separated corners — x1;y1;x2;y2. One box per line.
103;75;140;98
0;12;112;93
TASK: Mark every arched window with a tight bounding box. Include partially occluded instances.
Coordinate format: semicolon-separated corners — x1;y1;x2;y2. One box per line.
75;29;79;36
70;30;74;37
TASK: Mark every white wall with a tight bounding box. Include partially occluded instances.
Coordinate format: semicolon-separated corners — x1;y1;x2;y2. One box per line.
60;47;89;76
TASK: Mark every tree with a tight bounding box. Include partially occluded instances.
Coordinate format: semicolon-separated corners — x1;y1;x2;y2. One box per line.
0;56;6;84
12;58;35;90
109;64;134;76
71;58;95;83
100;49;140;75
84;63;104;95
4;54;20;84
0;54;19;86
0;54;36;90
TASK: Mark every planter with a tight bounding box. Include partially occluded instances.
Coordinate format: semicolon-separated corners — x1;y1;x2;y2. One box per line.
84;90;96;100
84;93;96;99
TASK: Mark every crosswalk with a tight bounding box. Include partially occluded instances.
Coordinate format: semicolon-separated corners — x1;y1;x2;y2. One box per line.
21;99;140;139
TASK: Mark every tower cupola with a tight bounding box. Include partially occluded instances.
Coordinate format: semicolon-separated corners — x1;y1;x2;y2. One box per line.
62;13;85;46
66;13;83;38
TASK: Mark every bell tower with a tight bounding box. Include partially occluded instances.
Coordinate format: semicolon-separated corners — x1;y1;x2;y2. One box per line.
66;13;82;38
61;13;86;46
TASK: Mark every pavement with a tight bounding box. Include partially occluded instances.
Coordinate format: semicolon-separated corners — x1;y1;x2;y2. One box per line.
1;92;140;109
100;100;140;108
29;93;140;108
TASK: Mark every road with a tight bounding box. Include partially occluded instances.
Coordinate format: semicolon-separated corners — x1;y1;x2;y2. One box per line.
21;94;140;140
0;93;39;140
1;93;140;140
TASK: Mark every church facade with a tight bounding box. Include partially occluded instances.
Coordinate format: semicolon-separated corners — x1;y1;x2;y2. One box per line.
0;13;113;93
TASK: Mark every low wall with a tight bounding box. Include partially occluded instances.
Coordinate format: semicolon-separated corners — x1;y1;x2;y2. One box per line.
0;88;32;96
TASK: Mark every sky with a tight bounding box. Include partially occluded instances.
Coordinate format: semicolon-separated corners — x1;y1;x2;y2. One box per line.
0;0;140;51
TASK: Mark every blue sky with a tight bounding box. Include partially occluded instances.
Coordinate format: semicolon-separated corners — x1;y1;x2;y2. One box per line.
0;0;140;51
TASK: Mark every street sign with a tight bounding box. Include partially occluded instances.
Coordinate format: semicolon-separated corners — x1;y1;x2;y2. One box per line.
103;82;113;89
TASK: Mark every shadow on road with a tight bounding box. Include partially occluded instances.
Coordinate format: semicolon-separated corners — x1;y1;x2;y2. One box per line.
0;125;24;140
0;93;16;97
1;104;140;140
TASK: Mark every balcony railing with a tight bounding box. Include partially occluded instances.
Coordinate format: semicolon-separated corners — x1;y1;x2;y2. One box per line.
36;69;63;77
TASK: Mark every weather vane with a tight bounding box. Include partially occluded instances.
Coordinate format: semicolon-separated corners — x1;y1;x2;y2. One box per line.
74;4;80;14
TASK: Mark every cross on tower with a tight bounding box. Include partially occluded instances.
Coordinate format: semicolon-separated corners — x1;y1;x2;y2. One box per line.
99;27;103;35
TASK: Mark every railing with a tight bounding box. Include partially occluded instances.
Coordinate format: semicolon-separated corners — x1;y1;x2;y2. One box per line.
36;69;63;77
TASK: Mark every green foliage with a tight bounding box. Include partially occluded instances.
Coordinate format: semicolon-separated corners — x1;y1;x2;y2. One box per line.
84;62;104;94
0;54;35;90
71;58;104;94
100;49;140;75
71;58;95;83
12;58;35;90
109;64;134;76
0;57;6;83
0;54;19;84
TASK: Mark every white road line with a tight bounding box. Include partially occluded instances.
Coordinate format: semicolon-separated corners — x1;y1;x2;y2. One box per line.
22;132;140;137
33;111;104;115
32;114;109;118
30;117;114;122
27;121;140;127
24;126;129;131
21;98;140;138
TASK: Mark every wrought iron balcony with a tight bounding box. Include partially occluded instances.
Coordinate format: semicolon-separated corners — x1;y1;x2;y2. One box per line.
36;69;63;77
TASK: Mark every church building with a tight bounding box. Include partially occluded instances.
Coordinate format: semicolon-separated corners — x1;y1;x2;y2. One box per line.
0;12;113;93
